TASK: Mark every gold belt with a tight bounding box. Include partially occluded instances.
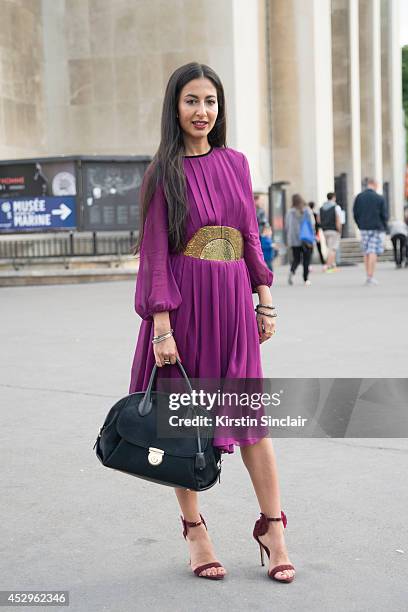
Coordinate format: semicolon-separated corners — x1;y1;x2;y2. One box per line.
183;226;243;260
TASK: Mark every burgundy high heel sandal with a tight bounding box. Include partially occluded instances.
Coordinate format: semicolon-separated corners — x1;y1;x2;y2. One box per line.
180;513;225;580
253;510;295;583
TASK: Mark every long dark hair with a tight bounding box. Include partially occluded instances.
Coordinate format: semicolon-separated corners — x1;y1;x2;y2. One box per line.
132;62;227;256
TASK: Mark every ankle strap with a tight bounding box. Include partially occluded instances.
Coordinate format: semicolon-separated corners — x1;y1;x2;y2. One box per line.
260;510;287;528
180;513;207;539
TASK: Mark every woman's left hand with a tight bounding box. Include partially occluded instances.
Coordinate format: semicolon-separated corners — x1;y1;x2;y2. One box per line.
256;311;276;344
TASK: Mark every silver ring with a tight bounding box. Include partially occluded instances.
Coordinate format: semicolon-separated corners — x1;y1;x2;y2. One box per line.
164;360;171;365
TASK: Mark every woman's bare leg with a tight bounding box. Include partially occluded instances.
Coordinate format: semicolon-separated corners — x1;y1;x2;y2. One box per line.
174;488;226;577
240;437;295;580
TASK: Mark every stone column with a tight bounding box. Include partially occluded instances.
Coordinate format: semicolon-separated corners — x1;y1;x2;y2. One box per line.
268;0;334;206
268;0;302;194
359;0;383;189
384;0;404;219
331;0;362;237
230;0;270;189
295;0;335;204
348;0;362;202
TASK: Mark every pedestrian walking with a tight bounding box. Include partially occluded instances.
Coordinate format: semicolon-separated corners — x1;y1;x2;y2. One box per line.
255;194;268;233
129;62;295;583
285;194;315;286
260;222;274;271
254;196;279;271
389;218;408;268
404;205;408;264
353;179;388;285
319;193;342;272
309;202;325;265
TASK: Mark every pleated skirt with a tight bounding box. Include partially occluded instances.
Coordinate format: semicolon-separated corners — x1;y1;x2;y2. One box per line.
129;253;268;453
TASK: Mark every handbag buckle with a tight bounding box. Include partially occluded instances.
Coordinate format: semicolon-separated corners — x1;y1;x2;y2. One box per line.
148;447;164;466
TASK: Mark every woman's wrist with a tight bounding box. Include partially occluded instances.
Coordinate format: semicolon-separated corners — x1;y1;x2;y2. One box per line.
255;285;273;306
153;311;171;335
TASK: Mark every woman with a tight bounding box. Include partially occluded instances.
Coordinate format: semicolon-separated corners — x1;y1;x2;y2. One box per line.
285;194;315;286
389;217;408;268
129;62;295;583
309;201;326;266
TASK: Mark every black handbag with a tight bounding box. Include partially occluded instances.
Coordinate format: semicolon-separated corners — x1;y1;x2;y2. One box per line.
93;358;222;491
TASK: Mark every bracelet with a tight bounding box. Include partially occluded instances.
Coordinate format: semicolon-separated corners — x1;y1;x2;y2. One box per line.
255;309;277;318
152;329;174;344
153;329;173;339
153;328;173;339
152;333;173;344
255;304;277;316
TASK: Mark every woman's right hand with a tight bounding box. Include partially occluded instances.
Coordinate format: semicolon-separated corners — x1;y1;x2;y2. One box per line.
153;335;182;367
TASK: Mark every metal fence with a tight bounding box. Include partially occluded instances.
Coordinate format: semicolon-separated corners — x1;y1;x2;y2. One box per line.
0;231;138;259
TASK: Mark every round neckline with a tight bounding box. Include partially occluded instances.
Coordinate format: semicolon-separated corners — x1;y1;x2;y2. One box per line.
183;146;214;158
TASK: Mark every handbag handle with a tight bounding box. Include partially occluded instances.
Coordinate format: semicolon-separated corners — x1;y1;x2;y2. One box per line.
137;358;207;468
138;357;193;417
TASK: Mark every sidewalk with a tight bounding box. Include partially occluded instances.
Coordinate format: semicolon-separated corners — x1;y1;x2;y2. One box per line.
1;261;407;612
0;255;138;287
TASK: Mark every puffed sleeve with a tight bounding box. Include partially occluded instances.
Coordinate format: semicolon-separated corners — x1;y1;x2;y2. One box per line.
240;154;274;292
134;176;182;321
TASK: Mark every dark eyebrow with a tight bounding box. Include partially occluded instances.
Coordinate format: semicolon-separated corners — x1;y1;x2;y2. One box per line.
184;94;217;99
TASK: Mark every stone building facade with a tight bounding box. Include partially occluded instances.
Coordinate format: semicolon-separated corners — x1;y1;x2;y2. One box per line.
0;0;405;230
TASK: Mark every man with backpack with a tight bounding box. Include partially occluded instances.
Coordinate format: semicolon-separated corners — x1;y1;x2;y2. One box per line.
319;192;342;272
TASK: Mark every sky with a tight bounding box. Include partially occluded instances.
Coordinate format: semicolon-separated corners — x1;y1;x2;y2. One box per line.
401;0;408;46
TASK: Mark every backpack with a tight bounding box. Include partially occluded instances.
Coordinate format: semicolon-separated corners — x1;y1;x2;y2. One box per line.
299;210;315;245
320;205;336;231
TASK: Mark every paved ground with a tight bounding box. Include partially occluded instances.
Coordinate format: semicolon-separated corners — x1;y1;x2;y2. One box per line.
1;261;407;612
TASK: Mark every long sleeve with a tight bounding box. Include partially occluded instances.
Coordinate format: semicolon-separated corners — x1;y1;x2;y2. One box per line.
352;195;360;226
134;177;182;321
379;196;388;229
240;154;274;292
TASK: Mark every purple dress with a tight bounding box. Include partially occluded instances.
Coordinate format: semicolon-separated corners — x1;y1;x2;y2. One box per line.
128;146;273;453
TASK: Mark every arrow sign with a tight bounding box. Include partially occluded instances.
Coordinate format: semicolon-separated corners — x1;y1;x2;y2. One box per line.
1;195;76;231
51;203;72;221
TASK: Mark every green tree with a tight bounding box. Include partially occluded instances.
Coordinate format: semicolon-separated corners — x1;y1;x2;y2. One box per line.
403;45;408;159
